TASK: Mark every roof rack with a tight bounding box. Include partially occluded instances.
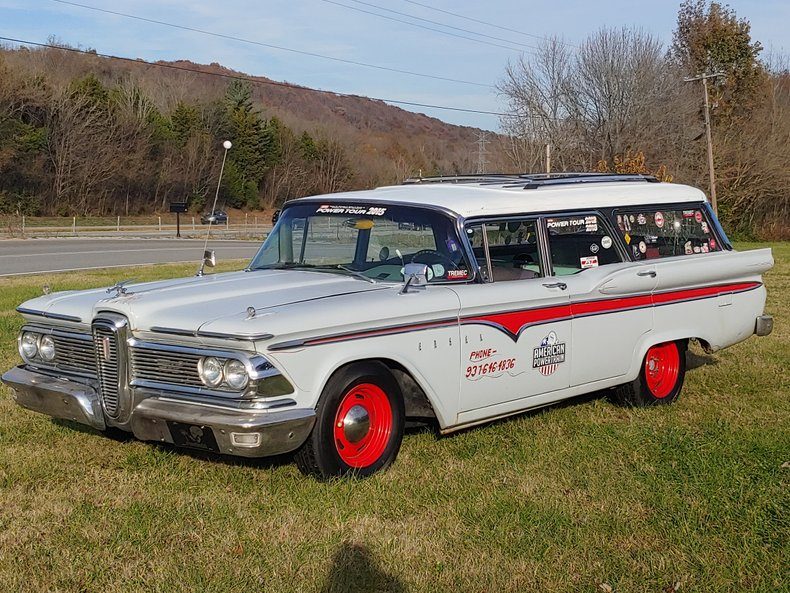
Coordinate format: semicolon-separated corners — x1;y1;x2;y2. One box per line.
402;172;659;189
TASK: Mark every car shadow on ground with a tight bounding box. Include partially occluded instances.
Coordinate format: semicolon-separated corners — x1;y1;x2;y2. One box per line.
686;348;718;370
320;542;407;593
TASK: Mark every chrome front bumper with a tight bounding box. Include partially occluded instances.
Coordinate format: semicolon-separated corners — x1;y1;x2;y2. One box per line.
1;366;315;458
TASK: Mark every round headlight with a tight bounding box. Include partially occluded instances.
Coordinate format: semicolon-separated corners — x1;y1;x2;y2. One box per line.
224;359;249;390
20;332;39;359
198;356;223;388
39;335;56;361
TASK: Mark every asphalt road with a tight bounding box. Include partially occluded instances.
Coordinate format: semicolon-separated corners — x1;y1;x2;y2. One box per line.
0;238;261;277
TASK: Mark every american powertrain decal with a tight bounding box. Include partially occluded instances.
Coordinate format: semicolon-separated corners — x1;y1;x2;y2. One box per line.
268;281;761;350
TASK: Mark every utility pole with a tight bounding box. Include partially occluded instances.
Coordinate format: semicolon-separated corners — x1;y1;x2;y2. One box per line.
684;72;725;214
474;131;489;174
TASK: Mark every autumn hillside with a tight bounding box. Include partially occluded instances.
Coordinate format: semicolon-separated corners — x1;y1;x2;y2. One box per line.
0;44;494;217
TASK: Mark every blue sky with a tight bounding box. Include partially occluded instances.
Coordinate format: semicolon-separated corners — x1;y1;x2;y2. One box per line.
1;0;787;130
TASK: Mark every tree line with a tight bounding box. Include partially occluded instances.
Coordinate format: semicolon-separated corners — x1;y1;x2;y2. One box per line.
0;60;360;217
498;0;789;239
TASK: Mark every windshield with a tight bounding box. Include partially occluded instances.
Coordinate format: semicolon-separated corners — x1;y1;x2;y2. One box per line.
249;202;472;283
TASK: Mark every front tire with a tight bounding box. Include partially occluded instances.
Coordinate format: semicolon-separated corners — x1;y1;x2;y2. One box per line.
615;340;687;406
295;362;405;479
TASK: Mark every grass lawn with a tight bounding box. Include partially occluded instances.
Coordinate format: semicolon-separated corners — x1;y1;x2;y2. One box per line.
0;244;787;592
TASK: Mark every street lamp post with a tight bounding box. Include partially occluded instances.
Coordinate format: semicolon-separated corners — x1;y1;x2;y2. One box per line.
684;72;725;215
197;140;232;277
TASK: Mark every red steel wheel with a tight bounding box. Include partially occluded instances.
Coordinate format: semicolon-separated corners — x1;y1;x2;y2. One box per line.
333;383;393;468
643;342;681;399
295;361;405;478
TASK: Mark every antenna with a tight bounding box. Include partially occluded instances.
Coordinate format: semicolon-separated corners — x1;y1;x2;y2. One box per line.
197;140;232;277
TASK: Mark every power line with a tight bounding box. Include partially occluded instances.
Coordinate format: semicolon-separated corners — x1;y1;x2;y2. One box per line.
399;0;578;49
47;0;493;89
338;0;539;51
317;0;529;53
0;36;508;117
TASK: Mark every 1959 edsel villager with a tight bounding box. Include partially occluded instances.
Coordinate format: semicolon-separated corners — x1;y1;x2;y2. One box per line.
2;173;774;478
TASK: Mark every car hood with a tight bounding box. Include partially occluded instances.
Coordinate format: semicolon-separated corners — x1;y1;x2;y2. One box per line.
20;270;390;335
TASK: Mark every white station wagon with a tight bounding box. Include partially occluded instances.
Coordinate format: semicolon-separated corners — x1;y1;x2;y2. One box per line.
3;173;774;478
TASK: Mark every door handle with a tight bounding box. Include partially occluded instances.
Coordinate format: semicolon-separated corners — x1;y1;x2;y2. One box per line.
637;270;657;277
542;282;567;290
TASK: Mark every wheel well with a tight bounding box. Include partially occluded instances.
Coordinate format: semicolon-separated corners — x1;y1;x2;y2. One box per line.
330;358;436;420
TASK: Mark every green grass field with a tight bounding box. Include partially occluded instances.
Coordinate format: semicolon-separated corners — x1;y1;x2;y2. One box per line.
0;244;787;592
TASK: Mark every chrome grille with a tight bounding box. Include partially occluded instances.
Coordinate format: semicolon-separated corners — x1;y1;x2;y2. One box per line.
52;332;96;376
93;323;121;416
130;346;203;389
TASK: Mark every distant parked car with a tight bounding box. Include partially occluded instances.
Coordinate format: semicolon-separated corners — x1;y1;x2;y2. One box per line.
201;210;228;225
272;209;281;225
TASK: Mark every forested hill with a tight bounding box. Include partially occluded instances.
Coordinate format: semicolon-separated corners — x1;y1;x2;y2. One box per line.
0;45;494;216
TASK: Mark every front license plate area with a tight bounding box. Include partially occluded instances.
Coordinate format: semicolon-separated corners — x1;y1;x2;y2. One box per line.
167;421;220;452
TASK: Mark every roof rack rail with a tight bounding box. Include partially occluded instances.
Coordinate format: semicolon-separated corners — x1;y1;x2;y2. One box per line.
402;172;659;189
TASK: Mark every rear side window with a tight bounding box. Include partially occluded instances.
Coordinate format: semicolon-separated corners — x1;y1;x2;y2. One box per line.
545;214;622;276
614;207;721;260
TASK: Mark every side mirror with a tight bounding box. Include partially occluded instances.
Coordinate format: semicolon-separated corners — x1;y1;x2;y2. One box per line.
400;263;429;294
203;250;216;268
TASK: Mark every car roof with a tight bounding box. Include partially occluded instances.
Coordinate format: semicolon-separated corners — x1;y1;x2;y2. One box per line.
289;179;708;219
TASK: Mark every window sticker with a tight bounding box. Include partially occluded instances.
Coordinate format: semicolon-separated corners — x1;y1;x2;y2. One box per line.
585;216;598;232
638;241;647;254
590;243;599;254
684;241;693;255
580;255;598;269
694;210;703;223
683;210;695;218
616;215;624;231
654;211;664;228
700;221;709;234
701;244;709;253
316;204;387;216
624;233;631;245
709;238;717;250
431;264;445;278
629;215;635;223
637;213;647;225
601;236;613;249
547;218;586;230
447;269;469;280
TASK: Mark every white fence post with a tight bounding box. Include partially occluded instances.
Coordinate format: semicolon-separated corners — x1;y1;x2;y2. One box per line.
158;216;162;232
192;217;195;231
117;216;120;232
72;216;76;235
22;215;25;238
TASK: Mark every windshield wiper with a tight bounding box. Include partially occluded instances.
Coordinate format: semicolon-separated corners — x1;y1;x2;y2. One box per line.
335;264;377;283
306;264;377;283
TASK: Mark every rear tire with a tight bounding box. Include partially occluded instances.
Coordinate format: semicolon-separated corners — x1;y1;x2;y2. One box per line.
295;362;405;479
615;340;687;406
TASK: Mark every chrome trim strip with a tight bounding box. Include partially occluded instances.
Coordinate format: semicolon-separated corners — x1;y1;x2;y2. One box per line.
16;307;82;323
149;326;275;341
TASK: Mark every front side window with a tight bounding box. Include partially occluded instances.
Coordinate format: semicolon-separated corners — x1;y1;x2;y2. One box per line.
614;206;721;260
466;219;542;282
250;203;471;282
546;214;623;276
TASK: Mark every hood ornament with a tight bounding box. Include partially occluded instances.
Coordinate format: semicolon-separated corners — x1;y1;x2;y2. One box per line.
42;284;51;295
246;306;256;319
107;279;135;297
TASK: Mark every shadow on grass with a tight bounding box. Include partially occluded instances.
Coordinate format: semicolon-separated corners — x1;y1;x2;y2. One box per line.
686;349;718;370
320;542;406;593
